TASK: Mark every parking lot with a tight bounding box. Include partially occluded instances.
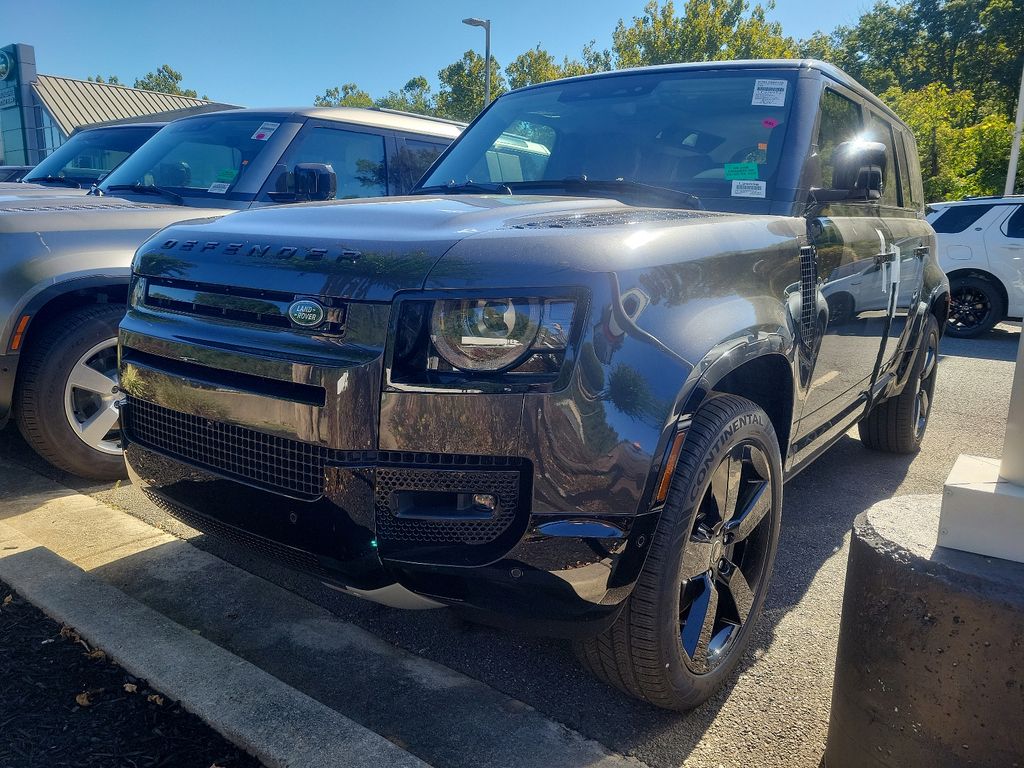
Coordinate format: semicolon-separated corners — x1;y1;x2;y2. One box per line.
0;323;1018;768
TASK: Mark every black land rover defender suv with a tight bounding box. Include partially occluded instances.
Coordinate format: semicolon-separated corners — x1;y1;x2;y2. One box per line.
119;60;948;711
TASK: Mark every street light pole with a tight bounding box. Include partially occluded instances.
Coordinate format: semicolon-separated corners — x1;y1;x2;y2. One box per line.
462;17;492;110
1005;59;1024;196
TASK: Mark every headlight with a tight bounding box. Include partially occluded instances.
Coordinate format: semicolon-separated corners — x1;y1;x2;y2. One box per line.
431;298;541;372
390;293;584;390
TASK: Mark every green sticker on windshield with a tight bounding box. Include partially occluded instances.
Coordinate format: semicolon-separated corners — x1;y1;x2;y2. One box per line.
216;169;237;183
724;162;759;180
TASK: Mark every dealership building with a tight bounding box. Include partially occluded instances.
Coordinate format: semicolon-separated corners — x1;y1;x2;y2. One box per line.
0;43;233;165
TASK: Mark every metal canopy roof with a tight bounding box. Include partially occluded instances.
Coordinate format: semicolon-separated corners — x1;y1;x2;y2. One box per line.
32;74;235;136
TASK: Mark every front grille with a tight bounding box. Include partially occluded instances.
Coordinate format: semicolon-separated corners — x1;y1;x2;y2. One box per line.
124;397;326;499
144;277;346;334
375;467;521;546
141;488;330;577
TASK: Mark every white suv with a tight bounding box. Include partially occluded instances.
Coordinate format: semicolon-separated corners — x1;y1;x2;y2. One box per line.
927;196;1024;337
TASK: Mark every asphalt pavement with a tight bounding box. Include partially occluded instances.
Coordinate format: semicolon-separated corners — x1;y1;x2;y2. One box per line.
0;322;1018;768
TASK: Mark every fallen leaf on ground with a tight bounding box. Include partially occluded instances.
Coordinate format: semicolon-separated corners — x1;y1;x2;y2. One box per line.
85;649;106;660
147;694;164;706
123;683;138;693
60;626;80;643
2;594;12;607
75;692;92;707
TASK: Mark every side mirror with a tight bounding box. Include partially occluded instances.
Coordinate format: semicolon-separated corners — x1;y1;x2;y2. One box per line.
831;140;886;201
294;163;337;201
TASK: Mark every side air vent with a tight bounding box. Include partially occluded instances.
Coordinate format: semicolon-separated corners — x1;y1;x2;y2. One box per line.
799;245;818;344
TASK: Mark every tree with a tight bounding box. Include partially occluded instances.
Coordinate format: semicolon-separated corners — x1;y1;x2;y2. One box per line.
881;83;1018;199
133;65;200;98
87;74;121;85
314;83;373;108
374;76;435;115
436;50;507;121
504;42;612;90
611;0;797;68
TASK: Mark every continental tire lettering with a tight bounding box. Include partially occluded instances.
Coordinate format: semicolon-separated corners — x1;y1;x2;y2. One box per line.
687;412;767;505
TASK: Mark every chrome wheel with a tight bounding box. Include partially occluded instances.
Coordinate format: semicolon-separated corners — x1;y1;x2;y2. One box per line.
679;442;775;674
63;338;121;455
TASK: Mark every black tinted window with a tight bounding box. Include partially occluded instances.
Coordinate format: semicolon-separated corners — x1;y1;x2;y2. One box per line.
932;204;994;233
396;139;449;191
866;113;899;207
1006;206;1024;238
816;90;862;188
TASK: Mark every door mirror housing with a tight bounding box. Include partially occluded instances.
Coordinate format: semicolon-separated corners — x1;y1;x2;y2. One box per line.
831;140;886;201
294;163;337;201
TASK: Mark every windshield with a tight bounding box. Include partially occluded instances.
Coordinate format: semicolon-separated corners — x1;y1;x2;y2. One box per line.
420;70;797;212
24;126;159;186
99;115;286;199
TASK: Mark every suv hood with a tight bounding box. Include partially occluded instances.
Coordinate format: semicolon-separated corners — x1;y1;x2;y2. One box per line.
134;194;739;301
0;182;91;200
0;195;222;235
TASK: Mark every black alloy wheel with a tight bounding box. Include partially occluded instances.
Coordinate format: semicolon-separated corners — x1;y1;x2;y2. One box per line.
576;394;782;712
947;276;1004;338
678;442;775;674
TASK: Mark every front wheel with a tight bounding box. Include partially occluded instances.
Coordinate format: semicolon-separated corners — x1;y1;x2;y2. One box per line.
14;304;127;480
576;394;782;711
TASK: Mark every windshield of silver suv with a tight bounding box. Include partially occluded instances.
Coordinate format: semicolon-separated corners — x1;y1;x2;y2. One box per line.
418;69;796;212
98;113;298;203
23;125;160;187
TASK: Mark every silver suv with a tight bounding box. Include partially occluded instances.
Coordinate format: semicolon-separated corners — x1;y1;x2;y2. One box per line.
0;107;461;479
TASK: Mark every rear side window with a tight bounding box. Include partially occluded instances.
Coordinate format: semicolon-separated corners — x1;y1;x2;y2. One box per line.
816;90;862;188
899;131;923;210
865;113;900;207
1006;206;1024;238
932;204;995;234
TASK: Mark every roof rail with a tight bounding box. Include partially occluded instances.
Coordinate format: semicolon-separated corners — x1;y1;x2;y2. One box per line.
962;194;1024;200
367;106;466;127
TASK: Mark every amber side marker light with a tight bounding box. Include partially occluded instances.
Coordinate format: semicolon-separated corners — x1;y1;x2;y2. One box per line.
654;429;688;505
9;315;30;351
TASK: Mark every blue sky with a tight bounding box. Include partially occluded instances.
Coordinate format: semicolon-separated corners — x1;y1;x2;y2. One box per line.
10;0;870;106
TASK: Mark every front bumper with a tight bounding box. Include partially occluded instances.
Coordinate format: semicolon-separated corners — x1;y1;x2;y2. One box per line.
123;406;660;638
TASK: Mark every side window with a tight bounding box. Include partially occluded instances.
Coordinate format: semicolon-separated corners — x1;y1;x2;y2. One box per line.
895;131;914;210
899;131;923;210
865;113;900;207
273;126;388;199
816;89;862;188
931;205;995;234
1006;206;1024;239
395;138;449;192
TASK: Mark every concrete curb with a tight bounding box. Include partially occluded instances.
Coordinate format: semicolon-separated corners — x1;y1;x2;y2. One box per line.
0;522;429;768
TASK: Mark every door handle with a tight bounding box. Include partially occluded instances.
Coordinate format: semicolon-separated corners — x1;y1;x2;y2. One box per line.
914;245;929;260
873;252;889;266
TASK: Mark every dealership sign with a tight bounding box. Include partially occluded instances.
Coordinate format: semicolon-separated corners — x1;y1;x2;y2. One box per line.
0;88;15;109
0;51;11;81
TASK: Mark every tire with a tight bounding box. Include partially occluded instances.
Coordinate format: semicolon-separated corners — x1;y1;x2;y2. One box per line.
946;275;1005;338
576;394;783;712
858;313;940;454
14;304;127;480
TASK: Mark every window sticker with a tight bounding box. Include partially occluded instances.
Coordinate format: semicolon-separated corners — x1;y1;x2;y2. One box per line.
208;182;230;193
724;162;759;180
216;169;237;183
251;121;280;141
731;180;766;198
752;79;787;107
762;117;779;129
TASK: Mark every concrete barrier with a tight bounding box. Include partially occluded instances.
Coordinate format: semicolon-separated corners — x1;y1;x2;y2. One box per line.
824;494;1024;767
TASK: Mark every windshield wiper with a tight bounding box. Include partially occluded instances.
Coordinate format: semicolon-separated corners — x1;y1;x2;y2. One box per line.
414;181;512;195
506;178;702;210
24;176;81;188
103;184;184;205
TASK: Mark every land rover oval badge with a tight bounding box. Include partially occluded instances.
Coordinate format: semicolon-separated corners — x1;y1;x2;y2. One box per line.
288;299;325;328
0;52;11;81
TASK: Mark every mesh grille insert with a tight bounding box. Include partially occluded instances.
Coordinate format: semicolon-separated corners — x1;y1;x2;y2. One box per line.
124;397;326;499
375;467;521;546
